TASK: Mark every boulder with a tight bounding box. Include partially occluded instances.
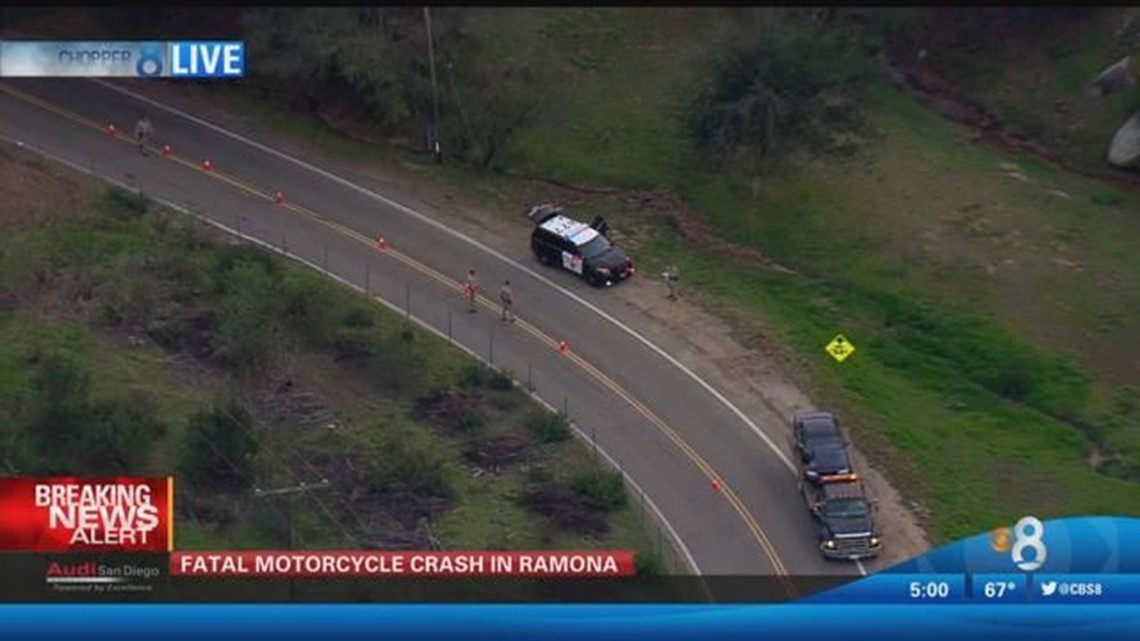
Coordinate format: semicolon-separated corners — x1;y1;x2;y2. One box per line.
1089;56;1135;97
1107;110;1140;168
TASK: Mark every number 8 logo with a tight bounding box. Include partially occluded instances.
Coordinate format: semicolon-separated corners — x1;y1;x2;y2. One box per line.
1011;516;1047;571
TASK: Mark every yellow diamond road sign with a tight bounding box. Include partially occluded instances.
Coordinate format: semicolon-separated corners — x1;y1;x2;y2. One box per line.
826;335;856;363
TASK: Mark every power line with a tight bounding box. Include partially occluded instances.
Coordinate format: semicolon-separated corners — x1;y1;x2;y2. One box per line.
219;401;362;548
424;6;442;163
253;479;332;549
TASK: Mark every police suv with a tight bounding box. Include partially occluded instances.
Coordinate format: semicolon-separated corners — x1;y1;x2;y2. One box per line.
527;205;635;287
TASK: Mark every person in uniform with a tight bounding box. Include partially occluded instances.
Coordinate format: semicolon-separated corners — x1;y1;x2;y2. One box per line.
464;269;479;312
499;279;515;322
134;116;154;155
663;264;680;300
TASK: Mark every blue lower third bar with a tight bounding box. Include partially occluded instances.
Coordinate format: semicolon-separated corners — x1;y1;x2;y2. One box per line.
806;573;967;604
1029;574;1140;604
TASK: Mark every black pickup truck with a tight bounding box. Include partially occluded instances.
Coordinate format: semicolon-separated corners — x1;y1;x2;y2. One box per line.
801;478;883;561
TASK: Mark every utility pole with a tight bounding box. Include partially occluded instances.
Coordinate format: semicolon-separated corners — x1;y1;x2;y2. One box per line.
254;479;332;600
424;7;442;163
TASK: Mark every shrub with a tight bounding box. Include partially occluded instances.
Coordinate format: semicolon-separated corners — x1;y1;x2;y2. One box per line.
280;269;343;345
457;409;486;434
488;369;514;392
342;307;375;329
360;423;454;498
76;396;161;474
459;363;488;389
987;356;1037;403
210;247;280;297
1090;190;1124;207
213;261;282;372
99;268;164;327
180;399;260;491
98;188;149;220
571;467;627;513
526;411;571;444
634;550;663;577
27;354;90;452
368;333;427;393
492;390;521;412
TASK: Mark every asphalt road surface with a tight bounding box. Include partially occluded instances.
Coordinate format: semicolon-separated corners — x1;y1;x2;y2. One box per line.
1;78;885;584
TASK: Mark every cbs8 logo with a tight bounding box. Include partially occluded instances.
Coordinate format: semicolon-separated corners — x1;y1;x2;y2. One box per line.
1009;516;1047;571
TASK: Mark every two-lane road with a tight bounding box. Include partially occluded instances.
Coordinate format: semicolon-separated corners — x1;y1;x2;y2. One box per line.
1;78;881;582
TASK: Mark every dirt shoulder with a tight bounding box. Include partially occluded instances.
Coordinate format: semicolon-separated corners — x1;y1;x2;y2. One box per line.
110;78;932;566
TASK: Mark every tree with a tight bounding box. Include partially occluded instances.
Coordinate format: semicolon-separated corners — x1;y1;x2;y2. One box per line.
444;58;542;172
241;8;546;172
688;12;874;181
242;8;468;146
180;399;259;492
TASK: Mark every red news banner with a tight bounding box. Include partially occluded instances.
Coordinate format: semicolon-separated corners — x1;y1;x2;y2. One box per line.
0;477;173;552
171;551;635;577
0;477;634;578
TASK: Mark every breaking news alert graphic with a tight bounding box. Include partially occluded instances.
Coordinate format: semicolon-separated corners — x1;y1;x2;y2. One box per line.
0;477;173;552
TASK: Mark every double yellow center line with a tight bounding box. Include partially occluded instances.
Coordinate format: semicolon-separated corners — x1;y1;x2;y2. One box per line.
1;81;796;593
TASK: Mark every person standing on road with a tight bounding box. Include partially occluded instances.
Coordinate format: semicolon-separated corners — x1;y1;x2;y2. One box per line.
464;269;479;313
499;279;515;323
663;264;680;300
134;116;154;155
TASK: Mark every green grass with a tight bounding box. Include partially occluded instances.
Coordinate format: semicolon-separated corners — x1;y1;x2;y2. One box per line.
646;227;1140;540
497;12;1140;538
489;8;714;187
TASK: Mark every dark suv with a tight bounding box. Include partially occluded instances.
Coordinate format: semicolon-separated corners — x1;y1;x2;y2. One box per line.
793;410;855;484
527;204;634;287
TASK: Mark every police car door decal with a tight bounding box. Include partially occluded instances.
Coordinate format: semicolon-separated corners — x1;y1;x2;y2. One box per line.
561;251;583;274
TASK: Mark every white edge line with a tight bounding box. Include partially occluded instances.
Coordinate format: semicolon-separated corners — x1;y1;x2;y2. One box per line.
0;135;706;586
91;79;799;476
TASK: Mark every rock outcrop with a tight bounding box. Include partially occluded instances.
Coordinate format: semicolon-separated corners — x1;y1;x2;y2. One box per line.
1108;110;1140;168
1089;56;1135;97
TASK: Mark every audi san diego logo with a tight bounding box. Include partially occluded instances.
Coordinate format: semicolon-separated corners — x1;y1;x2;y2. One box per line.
44;560;160;594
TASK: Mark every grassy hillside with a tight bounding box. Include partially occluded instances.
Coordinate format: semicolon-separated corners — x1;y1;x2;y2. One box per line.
0;147;666;571
459;9;1140;540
